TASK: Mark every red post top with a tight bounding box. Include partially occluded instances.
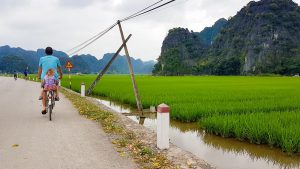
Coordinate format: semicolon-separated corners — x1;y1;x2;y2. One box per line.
157;103;170;113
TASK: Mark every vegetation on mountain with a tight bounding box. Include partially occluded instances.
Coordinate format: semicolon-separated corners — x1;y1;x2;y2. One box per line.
56;75;300;153
153;28;210;75
0;45;155;74
154;0;300;75
198;18;228;45
0;55;28;73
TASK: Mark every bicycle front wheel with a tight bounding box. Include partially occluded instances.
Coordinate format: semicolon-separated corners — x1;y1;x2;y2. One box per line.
48;105;52;121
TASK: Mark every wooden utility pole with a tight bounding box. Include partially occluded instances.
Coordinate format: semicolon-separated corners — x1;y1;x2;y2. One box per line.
117;20;143;115
86;34;132;95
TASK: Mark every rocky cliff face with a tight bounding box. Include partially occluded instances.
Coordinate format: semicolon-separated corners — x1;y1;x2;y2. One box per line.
213;0;300;74
199;18;228;45
161;28;209;58
153;26;215;75
153;28;209;75
154;0;300;75
153;18;228;75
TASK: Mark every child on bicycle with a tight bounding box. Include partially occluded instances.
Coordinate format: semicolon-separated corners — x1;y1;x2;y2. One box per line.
39;69;59;100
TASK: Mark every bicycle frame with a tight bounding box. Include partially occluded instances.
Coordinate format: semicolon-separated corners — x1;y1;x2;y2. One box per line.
46;90;55;121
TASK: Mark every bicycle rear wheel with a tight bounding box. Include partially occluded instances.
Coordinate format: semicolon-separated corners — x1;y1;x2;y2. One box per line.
49;105;52;121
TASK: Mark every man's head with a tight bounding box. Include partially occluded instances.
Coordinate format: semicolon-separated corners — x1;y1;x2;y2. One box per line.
45;47;53;55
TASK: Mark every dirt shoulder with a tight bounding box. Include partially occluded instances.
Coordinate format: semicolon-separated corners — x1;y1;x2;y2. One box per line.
62;87;214;169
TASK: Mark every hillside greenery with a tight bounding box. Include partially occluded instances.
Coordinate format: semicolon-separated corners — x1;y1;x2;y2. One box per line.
153;0;300;76
0;45;155;74
55;75;300;153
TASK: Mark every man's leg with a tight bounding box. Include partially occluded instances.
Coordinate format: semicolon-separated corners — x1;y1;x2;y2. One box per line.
39;80;45;100
55;81;60;100
42;91;47;114
39;90;43;100
56;86;60;97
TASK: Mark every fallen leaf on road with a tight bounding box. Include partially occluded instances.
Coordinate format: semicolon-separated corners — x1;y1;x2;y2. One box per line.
153;162;160;168
120;152;126;157
12;144;19;148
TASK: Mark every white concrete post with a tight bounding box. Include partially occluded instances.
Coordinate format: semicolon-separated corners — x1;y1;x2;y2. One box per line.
81;83;85;97
157;103;170;150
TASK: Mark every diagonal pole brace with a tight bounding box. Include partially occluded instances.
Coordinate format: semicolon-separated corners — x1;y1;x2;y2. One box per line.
86;34;132;95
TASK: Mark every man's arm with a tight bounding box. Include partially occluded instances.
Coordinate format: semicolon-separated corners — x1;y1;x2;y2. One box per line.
38;67;42;79
56;58;63;79
57;66;63;79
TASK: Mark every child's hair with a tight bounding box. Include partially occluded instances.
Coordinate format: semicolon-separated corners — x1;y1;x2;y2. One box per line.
46;69;55;76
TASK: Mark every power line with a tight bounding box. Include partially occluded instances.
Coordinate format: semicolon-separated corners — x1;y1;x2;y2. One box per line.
66;24;115;54
121;0;176;22
134;0;190;19
66;0;176;56
120;0;164;22
68;22;118;56
67;0;166;55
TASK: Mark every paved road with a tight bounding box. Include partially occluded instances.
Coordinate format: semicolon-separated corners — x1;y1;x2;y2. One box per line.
0;77;137;169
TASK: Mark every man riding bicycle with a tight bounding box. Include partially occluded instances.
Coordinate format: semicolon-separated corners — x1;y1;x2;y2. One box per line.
13;71;17;80
38;47;63;115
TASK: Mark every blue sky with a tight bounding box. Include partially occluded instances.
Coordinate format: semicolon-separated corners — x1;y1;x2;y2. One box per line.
1;0;299;61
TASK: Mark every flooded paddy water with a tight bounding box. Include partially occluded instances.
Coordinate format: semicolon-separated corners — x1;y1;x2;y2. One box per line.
97;98;300;169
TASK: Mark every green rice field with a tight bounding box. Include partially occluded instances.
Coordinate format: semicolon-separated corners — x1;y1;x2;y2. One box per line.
57;75;300;153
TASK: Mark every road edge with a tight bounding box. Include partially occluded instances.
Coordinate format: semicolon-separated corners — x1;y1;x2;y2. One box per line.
62;87;214;169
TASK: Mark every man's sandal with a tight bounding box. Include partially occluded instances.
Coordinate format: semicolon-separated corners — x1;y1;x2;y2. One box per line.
41;110;47;115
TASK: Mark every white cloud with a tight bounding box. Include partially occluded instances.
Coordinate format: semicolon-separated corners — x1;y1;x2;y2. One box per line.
58;0;97;7
0;0;31;10
0;0;300;61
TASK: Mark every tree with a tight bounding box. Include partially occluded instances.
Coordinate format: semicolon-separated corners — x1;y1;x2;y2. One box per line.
0;55;27;73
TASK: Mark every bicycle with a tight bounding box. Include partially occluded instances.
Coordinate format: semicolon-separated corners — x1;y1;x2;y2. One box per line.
46;90;56;121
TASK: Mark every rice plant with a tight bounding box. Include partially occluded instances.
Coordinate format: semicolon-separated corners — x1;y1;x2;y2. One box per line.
60;75;300;153
61;75;300;121
201;111;300;153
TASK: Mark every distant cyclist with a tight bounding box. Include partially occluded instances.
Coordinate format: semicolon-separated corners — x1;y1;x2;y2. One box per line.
37;47;63;115
13;71;17;80
24;69;28;80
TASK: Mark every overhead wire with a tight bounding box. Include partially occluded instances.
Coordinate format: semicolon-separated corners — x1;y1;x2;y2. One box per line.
120;0;176;22
68;22;118;56
119;0;164;22
67;0;177;56
66;23;117;54
134;0;190;19
67;0;166;55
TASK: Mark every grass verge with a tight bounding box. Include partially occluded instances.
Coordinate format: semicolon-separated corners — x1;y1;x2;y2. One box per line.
61;88;175;169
